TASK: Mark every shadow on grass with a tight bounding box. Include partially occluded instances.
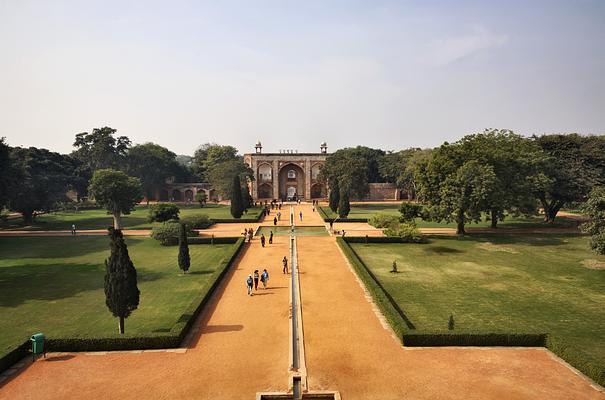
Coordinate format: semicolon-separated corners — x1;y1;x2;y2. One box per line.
423;246;465;254
203;324;244;333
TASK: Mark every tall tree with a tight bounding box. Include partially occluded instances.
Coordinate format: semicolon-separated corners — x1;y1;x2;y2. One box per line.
192;143;239;181
178;223;191;273
379;148;433;200
104;228;140;334
241;184;253;211
338;185;351;218
0;138;13;209
8;147;74;224
319;149;369;198
534;134;605;222
230;175;244;218
72;127;131;172
88;169;143;229
581;186;605;255
328;179;340;213
207;159;253;199
126;143;180;204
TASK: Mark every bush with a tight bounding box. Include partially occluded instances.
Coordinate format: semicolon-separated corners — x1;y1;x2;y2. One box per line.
195;192;207;207
148;203;180;223
368;213;399;228
151;221;197;245
383;222;423;242
181;214;212;229
399;203;423;224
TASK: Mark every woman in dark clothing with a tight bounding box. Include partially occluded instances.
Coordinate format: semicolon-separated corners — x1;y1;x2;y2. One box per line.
253;270;260;290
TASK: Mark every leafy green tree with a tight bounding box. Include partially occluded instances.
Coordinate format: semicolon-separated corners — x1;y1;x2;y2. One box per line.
230;175;244;218
126;143;181;204
104;228;140;334
148;202;180;223
399;203;423;224
241;184;253;211
379;148;432;200
8;147;74;224
0;138;13;209
534;134;605;222
328;179;340;213
207;159;253;199
89;169;143;229
195;191;207;207
338;186;351;218
319;149;369;198
192;143;239;181
178;223;191;273
581;186;605;255
72;127;131;171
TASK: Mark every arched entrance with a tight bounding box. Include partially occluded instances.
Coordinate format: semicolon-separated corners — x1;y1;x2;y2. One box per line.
258;183;273;199
311;183;325;199
184;190;194;202
278;163;305;201
171;189;182;202
159;189;169;201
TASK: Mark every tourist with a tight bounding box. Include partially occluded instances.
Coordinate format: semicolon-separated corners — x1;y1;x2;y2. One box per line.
282;256;288;274
248;229;253;242
269;231;273;244
299;211;303;221
261;234;266;247
261;269;269;289
246;274;253;296
342;230;346;238
253;270;260;290
71;224;76;236
273;217;277;226
277;211;281;220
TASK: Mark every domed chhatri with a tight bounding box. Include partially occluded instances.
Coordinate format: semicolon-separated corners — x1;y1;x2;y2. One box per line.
320;141;328;154
254;141;262;154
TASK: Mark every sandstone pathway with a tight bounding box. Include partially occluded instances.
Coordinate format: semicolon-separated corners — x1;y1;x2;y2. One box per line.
296;232;604;399
0;236;292;400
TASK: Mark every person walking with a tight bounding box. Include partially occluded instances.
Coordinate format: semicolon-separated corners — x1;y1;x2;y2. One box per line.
261;269;269;289
248;229;253;242
246;274;254;296
273;217;277;226
277;211;281;220
260;234;266;247
282;256;288;274
299;211;303;221
71;224;76;236
253;270;260;290
269;231;273;244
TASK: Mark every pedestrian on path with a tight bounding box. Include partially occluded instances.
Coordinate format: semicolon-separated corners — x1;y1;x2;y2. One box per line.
269;231;273;244
282;256;288;274
261;269;269;289
253;270;260;290
273;217;277;226
246;274;253;296
71;224;76;236
261;234;266;247
299;211;303;221
248;229;253;242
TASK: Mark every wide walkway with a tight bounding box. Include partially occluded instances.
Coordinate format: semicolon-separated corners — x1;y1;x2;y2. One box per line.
296;235;604;399
0;237;292;400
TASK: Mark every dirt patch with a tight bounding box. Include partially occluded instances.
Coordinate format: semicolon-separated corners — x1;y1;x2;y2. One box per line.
476;242;519;254
581;259;605;270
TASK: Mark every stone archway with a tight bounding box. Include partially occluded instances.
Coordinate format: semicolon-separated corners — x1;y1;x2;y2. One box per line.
171;189;183;202
311;183;325;199
184;189;194;202
257;183;273;199
278;163;305;201
159;189;169;201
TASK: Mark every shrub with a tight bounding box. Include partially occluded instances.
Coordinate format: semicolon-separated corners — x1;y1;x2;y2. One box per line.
148;203;180;223
399;203;424;224
383;222;423;242
195;192;207;207
181;214;212;229
368;213;399;228
151;221;197;246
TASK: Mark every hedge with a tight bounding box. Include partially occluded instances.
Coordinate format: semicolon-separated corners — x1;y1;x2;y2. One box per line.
0;237;245;374
209;207;264;224
344;236;424;244
317;206;368;223
337;237;605;388
187;237;240;245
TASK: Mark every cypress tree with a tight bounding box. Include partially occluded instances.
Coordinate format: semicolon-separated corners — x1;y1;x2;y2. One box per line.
230;175;244;218
338;185;350;218
178;223;191;274
241;184;253;212
329;179;340;213
104;228;140;334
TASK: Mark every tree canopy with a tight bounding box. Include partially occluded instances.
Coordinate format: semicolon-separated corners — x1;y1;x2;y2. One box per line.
88;169;143;229
126;143;181;202
72;127;131;172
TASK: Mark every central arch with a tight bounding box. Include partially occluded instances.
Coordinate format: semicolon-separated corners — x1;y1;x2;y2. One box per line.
278;163;305;201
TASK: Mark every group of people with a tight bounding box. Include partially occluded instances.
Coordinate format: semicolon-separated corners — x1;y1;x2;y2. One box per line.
260;232;273;247
272;211;282;225
242;228;254;242
246;269;270;295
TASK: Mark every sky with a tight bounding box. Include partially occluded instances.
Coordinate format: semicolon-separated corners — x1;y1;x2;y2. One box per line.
0;0;604;156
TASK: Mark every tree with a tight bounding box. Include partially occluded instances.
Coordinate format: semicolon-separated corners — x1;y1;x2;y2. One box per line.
319;148;370;198
126;143;181;204
0;138;13;209
534;134;605;222
195;191;207;207
379;148;433;200
104;228;140;334
192;143;239;181
207;159;254;199
241;184;253;211
328;179;340;213
338;186;351;218
8;147;74;224
230;175;244;218
148;203;180;223
581;187;605;255
178;223;191;273
89;169;143;229
399;203;423;225
72;127;131;172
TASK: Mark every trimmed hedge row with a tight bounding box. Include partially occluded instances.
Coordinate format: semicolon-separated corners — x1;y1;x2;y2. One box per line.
344;236;422;243
317;207;369;223
187;237;240;245
337;238;605;388
0;237;245;374
210;207;264;224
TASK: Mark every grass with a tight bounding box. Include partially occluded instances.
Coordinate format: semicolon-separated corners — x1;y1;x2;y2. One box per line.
350;234;605;376
320;204;579;229
0;236;239;359
256;226;329;236
1;204;263;231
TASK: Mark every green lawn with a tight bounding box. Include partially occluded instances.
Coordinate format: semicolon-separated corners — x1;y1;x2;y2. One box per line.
0;236;238;358
351;235;605;370
320;204;578;229
1;204;262;231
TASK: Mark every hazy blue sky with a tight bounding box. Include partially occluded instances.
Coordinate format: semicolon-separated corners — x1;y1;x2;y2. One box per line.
1;0;604;155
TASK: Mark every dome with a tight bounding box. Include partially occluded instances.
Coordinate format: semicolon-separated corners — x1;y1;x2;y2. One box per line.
255;141;262;147
320;141;327;147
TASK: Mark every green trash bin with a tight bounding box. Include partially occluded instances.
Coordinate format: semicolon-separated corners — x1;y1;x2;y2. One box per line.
31;333;45;360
